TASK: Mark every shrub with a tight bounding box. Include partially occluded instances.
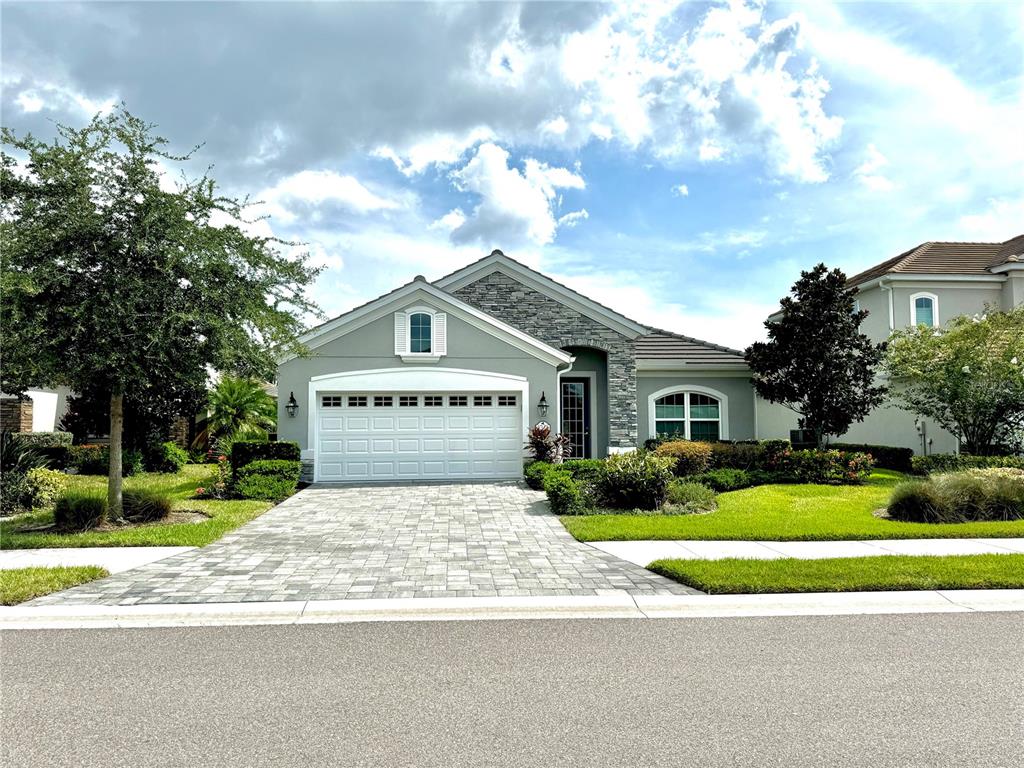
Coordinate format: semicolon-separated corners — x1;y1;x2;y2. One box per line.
911;453;1024;475
830;443;914;472
524;461;553;490
560;459;606;485
708;442;764;470
0;472;30;516
68;445;142;476
122;489;173;523
887;471;1024;523
53;490;107;530
230;440;301;476
691;468;756;492
786;449;874;484
234;458;301;501
598;451;675;511
12;431;73;469
665;480;717;513
25;468;68;509
543;470;587;515
654;440;712;476
150;441;188;474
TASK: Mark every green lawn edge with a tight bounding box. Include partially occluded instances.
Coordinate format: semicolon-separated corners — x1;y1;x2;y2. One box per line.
0;566;110;605
648;554;1024;594
561;470;1024;542
0;465;273;550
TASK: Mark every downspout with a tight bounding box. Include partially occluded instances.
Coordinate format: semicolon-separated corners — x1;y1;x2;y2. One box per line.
880;278;895;331
555;358;575;435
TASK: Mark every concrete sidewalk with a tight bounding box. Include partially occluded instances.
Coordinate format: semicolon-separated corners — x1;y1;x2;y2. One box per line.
2;589;1023;629
586;538;1024;567
0;547;195;574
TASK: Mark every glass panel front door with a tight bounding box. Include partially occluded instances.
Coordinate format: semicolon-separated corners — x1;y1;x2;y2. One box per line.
560;378;591;459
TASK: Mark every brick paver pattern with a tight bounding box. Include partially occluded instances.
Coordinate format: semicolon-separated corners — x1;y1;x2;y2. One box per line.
32;482;697;605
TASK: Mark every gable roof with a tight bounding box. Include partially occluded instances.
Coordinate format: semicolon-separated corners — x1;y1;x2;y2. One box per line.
285;276;572;366
433;250;650;338
846;234;1024;287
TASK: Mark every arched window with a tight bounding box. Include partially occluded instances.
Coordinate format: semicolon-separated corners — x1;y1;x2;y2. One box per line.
910;292;938;327
409;312;432;353
651;388;725;441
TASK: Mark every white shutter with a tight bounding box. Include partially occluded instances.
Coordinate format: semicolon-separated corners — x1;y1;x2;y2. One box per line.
394;311;407;355
433;312;447;355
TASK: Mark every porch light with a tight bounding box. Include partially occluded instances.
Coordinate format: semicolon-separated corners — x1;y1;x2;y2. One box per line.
285;392;299;418
537;391;549;418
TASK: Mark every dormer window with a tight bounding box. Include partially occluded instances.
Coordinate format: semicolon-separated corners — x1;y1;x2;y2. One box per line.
394;307;446;362
910;292;938;327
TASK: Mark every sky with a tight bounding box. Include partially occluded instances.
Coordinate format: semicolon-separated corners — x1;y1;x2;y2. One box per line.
3;0;1022;350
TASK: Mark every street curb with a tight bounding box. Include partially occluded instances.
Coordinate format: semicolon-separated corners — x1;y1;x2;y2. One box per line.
2;590;1023;629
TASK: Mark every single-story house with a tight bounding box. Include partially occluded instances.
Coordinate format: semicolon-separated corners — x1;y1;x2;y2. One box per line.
276;250;755;482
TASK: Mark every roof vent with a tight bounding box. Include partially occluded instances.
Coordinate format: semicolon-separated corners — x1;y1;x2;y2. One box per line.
490;249;505;257
413;274;426;282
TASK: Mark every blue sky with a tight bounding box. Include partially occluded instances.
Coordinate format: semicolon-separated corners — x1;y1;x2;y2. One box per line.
2;1;1022;348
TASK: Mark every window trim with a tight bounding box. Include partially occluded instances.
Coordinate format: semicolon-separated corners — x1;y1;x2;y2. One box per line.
399;305;444;363
408;311;433;354
909;292;939;327
646;384;729;442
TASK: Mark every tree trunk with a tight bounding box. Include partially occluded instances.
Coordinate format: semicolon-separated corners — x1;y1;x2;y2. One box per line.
108;392;124;521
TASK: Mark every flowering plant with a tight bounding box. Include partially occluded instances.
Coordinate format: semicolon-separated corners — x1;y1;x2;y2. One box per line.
194;453;230;499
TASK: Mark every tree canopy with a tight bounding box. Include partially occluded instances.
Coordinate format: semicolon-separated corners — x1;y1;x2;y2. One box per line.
745;263;886;447
1;107;320;517
885;306;1024;455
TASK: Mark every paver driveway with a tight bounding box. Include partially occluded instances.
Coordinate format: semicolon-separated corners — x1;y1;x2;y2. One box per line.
33;482;696;605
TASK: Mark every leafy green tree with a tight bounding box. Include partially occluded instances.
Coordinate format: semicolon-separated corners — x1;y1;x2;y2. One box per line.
204;376;277;445
746;264;887;448
885;306;1024;455
1;108;319;520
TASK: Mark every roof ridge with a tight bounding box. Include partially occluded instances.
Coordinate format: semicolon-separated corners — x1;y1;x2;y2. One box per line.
641;326;746;357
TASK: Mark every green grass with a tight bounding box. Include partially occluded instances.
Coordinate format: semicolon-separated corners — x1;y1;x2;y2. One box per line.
0;566;110;605
0;465;272;549
648;554;1024;594
561;470;1024;542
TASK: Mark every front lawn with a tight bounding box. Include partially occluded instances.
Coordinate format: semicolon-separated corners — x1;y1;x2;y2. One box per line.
562;470;1024;542
648;554;1024;594
0;465;272;549
0;566;110;605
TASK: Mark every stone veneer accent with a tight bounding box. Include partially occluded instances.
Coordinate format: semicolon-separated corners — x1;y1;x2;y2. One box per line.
453;271;637;447
0;397;33;433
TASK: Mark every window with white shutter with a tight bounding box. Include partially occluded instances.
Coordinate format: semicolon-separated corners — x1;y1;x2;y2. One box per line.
433;312;447;356
395;306;445;362
394;311;407;355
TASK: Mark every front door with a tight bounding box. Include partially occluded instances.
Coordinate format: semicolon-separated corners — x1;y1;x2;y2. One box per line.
559;378;591;459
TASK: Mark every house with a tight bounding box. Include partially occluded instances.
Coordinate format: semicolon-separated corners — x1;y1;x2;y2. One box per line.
276;250;755;482
757;235;1024;455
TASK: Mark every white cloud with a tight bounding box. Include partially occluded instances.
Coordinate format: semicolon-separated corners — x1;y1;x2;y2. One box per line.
539;115;569;137
957;198;1024;241
5;77;116;118
557;209;589;228
698;139;724;162
15;90;43;112
672;183;689;197
853;143;894;192
448;142;585;246
257;170;404;224
429;208;467;232
373;127;495;176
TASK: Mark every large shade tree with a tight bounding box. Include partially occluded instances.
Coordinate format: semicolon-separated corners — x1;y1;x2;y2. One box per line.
1;108;319;519
746;264;887;448
885;306;1024;455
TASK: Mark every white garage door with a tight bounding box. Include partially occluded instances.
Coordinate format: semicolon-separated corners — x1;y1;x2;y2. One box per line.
315;392;523;482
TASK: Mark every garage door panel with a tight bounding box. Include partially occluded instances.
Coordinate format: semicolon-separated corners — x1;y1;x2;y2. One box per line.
316;391;523;482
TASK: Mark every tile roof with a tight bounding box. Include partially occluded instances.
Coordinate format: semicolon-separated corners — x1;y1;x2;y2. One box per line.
846;235;1024;287
635;330;747;365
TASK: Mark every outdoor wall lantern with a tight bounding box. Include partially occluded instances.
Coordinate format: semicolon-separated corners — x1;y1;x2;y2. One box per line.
537;391;549;418
285;392;299;418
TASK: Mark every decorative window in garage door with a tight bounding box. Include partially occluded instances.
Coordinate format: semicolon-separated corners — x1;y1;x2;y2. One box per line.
322;395;343;407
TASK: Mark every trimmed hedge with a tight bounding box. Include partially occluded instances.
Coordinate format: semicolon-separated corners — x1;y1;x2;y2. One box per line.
654;440;712;476
234;459;301;501
543;470;587;515
524;460;554;490
231;441;301;476
830;443;914;472
911;453;1024;475
13;432;73;469
597;451;675;511
691;468;768;492
68;445;143;476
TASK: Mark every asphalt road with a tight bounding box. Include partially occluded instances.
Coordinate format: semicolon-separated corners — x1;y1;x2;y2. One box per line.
3;613;1022;767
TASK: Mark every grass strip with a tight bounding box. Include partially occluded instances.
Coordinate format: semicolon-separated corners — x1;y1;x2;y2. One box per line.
0;566;110;605
648;554;1024;594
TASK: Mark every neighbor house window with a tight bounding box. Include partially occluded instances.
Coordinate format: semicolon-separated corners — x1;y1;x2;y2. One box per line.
911;293;938;327
410;312;432;353
653;391;723;442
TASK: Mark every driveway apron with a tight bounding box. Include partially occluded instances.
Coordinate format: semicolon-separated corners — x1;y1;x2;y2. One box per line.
30;482;696;605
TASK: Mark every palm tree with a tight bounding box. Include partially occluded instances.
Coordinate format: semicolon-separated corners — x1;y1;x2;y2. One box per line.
202;376;276;448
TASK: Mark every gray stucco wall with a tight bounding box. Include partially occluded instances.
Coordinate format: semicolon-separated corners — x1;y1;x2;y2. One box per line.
276;301;560;451
636;375;756;445
453;271;637;447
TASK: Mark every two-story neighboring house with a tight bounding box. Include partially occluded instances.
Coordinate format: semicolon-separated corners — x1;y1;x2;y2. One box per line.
757;235;1024;455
